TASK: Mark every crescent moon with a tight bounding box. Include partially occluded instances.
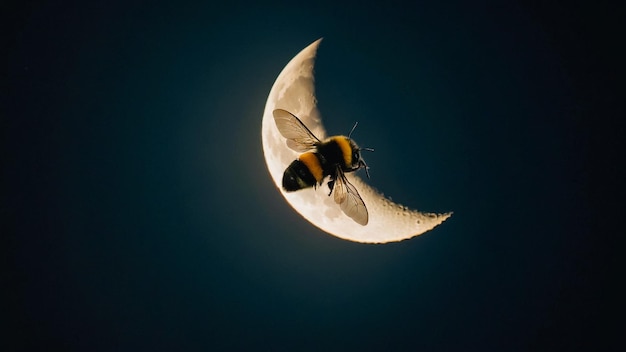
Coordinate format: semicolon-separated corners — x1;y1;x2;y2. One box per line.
262;38;452;243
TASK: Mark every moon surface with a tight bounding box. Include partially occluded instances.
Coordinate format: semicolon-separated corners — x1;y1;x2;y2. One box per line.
262;38;452;243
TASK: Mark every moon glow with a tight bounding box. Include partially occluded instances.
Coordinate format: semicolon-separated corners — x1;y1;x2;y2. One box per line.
262;38;452;243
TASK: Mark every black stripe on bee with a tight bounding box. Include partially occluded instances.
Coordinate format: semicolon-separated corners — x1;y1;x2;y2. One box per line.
282;158;319;191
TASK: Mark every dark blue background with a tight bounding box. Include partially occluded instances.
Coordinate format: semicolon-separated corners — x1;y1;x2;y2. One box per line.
4;0;623;350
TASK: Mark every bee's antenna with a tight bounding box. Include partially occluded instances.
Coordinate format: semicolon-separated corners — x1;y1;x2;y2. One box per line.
362;147;374;152
348;122;359;139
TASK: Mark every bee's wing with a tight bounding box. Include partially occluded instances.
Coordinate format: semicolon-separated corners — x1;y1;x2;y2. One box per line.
332;168;369;226
273;109;321;152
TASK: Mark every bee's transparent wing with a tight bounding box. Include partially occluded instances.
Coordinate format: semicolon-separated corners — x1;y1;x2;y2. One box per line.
332;168;369;226
273;109;321;152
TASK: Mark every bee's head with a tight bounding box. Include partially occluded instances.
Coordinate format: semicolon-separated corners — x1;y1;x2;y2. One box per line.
347;122;374;178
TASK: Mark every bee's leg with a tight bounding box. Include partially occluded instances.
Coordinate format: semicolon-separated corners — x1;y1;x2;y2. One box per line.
327;180;335;196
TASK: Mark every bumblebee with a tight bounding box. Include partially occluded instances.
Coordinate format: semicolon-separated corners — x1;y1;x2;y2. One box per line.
273;108;373;225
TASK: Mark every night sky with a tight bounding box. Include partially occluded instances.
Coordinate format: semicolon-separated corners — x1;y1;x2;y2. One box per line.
4;1;623;351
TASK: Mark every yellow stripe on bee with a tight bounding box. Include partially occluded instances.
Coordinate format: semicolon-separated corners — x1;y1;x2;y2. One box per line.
298;152;324;183
333;136;352;166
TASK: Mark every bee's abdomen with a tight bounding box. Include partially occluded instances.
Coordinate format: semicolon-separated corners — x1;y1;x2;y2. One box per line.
283;159;318;192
